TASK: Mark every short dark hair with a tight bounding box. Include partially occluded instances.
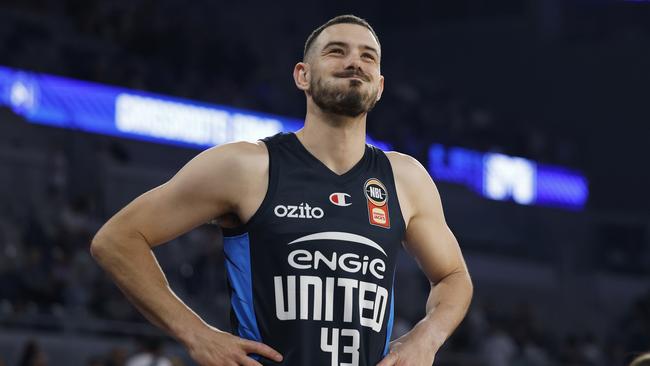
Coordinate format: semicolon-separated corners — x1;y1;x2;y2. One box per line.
631;353;650;366
303;14;380;61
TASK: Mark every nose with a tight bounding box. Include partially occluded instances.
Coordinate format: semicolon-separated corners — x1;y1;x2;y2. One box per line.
343;54;365;76
344;50;364;70
344;63;362;75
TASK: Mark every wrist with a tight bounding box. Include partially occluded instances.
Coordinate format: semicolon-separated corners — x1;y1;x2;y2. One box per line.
416;316;447;352
172;317;213;348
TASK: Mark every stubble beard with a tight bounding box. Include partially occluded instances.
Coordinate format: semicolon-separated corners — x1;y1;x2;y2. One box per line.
310;76;378;118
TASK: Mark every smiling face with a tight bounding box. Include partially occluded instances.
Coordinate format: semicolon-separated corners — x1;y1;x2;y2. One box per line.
297;23;384;118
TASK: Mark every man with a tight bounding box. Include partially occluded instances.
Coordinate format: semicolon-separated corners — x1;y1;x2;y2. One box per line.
91;14;473;366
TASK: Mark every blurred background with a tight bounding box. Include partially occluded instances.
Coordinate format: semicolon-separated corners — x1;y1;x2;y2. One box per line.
0;0;649;365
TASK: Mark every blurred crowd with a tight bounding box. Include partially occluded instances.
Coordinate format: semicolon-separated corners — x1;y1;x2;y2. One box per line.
10;337;183;366
458;294;650;366
0;0;579;167
0;185;230;328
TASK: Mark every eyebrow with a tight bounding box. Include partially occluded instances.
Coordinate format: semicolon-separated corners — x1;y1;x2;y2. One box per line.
322;41;380;57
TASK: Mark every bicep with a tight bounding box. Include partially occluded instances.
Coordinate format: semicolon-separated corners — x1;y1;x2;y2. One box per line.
98;144;245;247
402;165;467;284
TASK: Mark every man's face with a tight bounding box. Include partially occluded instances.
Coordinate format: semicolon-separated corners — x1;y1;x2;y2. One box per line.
305;23;383;118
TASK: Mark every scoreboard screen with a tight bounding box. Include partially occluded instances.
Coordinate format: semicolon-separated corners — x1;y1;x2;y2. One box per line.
429;144;588;210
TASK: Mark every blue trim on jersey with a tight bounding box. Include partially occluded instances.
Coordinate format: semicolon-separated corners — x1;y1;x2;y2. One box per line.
383;284;395;356
223;233;262;342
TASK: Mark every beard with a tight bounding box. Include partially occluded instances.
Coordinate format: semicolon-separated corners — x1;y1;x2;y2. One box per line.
309;75;379;118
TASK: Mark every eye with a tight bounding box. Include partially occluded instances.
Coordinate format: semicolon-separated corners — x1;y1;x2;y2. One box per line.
362;53;376;61
329;48;344;54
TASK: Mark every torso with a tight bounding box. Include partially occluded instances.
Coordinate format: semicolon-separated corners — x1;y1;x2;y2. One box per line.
219;132;411;366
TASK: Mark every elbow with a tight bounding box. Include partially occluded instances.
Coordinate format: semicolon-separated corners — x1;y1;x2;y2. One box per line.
469;283;474;302
444;269;474;306
465;269;474;292
89;234;107;262
464;270;474;307
90;229;115;263
90;226;151;267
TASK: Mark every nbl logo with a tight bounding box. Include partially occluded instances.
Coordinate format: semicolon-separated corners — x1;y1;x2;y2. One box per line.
364;178;390;229
364;180;387;206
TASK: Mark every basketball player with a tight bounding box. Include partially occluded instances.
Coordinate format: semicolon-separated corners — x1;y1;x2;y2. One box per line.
91;15;473;366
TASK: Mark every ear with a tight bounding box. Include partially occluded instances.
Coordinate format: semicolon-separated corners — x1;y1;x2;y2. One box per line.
376;74;385;102
293;62;310;92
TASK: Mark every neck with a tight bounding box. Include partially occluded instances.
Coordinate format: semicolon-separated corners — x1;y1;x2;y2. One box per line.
296;103;367;175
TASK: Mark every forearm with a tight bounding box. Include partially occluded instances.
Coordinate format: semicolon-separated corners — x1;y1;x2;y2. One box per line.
413;270;473;352
90;230;210;345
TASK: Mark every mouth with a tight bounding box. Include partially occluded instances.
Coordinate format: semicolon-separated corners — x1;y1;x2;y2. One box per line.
340;76;365;83
336;72;368;82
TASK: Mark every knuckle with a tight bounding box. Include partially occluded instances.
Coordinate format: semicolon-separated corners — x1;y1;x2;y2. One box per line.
258;344;271;353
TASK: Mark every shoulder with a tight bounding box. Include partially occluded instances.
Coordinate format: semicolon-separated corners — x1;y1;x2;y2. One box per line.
168;140;268;201
384;151;442;225
202;139;268;161
192;140;268;174
384;151;435;190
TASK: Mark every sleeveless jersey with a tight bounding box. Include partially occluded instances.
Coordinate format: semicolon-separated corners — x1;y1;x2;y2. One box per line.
222;132;406;366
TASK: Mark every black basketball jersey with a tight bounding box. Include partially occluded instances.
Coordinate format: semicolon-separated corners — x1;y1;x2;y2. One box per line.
222;132;406;366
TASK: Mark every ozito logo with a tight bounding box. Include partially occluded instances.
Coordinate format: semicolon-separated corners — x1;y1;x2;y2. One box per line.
329;193;351;207
274;203;324;219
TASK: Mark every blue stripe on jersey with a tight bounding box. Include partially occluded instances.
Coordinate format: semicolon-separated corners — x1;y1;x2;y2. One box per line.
383;285;395;356
223;233;262;342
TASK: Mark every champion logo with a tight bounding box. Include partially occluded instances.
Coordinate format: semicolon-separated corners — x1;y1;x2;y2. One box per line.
329;193;351;207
